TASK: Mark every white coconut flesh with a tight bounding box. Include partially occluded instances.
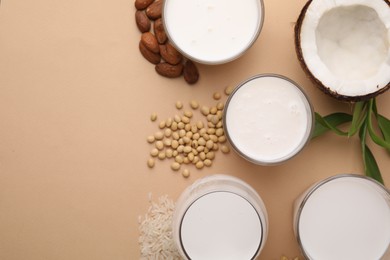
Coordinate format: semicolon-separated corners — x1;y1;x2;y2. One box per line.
300;0;390;98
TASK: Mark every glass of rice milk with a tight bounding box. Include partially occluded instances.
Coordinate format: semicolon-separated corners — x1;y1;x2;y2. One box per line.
172;174;268;260
294;174;390;260
162;0;265;64
223;74;314;165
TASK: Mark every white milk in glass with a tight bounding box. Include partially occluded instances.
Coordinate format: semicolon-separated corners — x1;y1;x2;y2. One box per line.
294;175;390;260
162;0;264;64
172;175;268;260
224;74;313;165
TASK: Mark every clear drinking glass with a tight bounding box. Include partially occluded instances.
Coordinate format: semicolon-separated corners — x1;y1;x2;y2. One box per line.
293;174;390;260
162;0;265;64
223;74;314;165
172;174;268;260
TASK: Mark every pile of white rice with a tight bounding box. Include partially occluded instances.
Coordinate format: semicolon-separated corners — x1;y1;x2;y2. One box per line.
138;194;182;259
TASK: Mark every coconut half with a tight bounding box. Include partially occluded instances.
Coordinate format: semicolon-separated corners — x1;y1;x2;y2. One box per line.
295;0;390;101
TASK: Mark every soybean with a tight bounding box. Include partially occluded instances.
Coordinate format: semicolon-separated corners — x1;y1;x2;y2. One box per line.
206;140;214;149
221;145;230;153
175;155;184;164
182;169;190;178
154;131;164;140
150;113;157;122
147;135;155;143
155;141;164;150
150;148;159;157
175;101;183;109
183;146;192;154
182;116;190;124
210;106;217;115
213;92;221;100
184;110;193;118
158;152;166;160
174;115;181;123
178;122;185;129
204;159;212;167
166;118;173;127
190;100;199;109
171;162;181;171
225;85;234;95
195;161;204;169
159;121;166;129
166;149;173;158
164;128;172;137
216;128;224;137
201;106;210;116
147;158;155;168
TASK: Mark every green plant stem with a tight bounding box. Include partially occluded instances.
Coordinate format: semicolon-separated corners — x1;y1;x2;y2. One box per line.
348;101;366;137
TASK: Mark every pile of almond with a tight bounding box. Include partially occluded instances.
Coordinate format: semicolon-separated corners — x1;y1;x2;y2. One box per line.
135;0;200;84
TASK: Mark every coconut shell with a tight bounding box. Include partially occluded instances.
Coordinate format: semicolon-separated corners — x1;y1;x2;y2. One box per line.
294;0;390;102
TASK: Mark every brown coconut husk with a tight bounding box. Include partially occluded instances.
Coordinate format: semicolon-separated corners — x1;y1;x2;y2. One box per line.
294;0;390;102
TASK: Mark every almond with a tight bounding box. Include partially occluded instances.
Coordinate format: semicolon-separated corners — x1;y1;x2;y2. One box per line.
153;18;167;44
135;11;151;33
139;41;161;64
141;32;159;53
155;62;184;78
160;43;182;65
183;60;199;84
146;0;162;20
134;0;154;10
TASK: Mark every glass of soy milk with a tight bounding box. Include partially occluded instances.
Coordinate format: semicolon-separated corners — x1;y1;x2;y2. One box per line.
162;0;264;64
172;174;268;260
294;174;390;260
223;74;314;165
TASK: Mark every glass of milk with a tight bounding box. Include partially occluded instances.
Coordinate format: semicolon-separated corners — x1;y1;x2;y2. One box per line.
223;74;314;165
172;174;268;260
162;0;265;64
294;174;390;260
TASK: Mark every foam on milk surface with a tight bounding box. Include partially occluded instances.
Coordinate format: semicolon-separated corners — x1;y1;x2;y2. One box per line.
225;77;310;163
180;191;262;260
299;178;390;260
164;0;261;62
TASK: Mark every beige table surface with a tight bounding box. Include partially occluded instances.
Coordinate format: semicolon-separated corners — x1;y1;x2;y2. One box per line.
1;0;389;259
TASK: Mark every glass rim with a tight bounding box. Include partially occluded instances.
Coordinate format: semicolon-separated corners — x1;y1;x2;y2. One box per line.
223;73;314;165
295;173;390;259
162;0;265;65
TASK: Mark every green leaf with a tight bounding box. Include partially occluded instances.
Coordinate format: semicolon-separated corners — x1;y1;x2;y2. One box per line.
348;101;366;137
378;114;390;151
312;112;351;139
363;145;384;185
359;118;384;184
367;99;390;150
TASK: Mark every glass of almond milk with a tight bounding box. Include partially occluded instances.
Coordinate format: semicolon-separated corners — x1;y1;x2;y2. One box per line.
162;0;264;64
172;174;268;260
294;174;390;260
223;74;314;165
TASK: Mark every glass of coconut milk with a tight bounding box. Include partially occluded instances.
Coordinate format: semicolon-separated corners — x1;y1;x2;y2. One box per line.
162;0;264;64
294;174;390;260
172;174;268;260
223;74;314;165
